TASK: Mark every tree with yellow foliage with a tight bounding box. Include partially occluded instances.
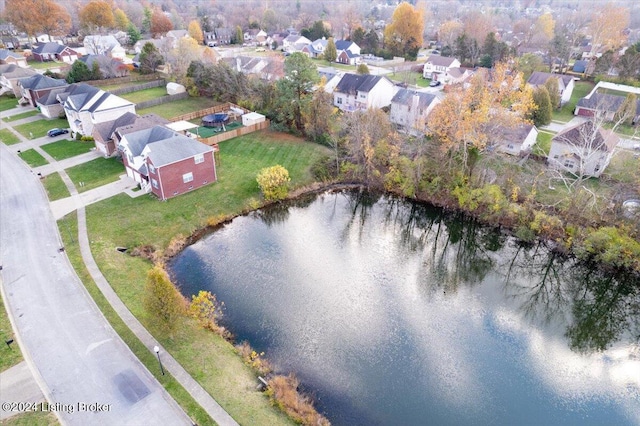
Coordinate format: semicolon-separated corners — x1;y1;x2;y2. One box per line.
144;265;185;331
188;20;204;45
588;3;629;54
383;2;424;59
79;0;115;33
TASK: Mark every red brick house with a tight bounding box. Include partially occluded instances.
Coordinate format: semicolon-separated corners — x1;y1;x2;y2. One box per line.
31;42;80;63
18;74;68;107
92;112;168;157
118;125;216;200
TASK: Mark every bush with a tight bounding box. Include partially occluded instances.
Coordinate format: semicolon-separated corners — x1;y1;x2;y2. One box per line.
256;165;291;201
576;227;640;270
143;265;186;331
266;374;330;426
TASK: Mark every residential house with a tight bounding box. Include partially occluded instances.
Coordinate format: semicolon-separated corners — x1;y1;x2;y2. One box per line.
18;74;68;107
133;38;165;54
59;83;136;137
491;124;538;156
31;42;79;63
282;34;311;52
118;125;217;200
214;28;233;45
573;60;588;74
204;31;217;46
165;30;191;48
302;38;327;58
221;55;284;81
36;85;70;118
423;55;461;80
335;40;361;65
442;67;475;86
83;35;126;61
389;89;440;134
548;120;619;178
0;49;27;67
79;55;129;79
92;112;168;157
0;64;37;97
333;73;398;112
526;71;575;106
244;29;268;45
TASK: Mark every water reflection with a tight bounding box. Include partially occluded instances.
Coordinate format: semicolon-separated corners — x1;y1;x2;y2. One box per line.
170;190;640;425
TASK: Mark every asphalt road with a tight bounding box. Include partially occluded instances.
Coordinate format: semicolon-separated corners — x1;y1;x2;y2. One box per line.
0;143;191;425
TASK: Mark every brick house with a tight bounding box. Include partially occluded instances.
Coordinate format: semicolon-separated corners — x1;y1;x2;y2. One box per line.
92;112;168;157
18;74;68;107
118;125;217;200
31;42;79;63
335;40;361;65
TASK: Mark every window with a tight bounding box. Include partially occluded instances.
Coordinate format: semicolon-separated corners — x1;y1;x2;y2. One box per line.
563;159;575;169
194;154;204;164
149;164;156;174
359;93;366;99
183;172;193;183
337;97;343;105
151;178;159;189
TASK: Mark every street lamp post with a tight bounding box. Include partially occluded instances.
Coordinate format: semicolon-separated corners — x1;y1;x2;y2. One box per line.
154;345;165;375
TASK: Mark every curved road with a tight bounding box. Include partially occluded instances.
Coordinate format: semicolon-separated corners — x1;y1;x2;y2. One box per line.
0;143;191;425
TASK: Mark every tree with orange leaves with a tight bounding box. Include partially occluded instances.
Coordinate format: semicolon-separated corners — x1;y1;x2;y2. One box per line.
79;0;115;33
5;0;71;42
151;9;173;38
384;2;424;59
588;3;629;55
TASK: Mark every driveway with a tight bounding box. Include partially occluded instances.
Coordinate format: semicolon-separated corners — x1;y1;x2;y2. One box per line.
0;143;191;425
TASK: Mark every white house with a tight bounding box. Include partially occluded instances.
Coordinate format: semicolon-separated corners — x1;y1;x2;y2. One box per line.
492;124;538;156
526;71;575;106
389;89;440;134
423;55;461;80
59;83;136;137
335;40;361;65
83;35;126;61
548;120;619;178
282;34;311;52
303;38;327;58
333;73;398;112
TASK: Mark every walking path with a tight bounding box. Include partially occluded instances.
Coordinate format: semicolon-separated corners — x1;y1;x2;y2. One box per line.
1;112;239;425
0;362;45;421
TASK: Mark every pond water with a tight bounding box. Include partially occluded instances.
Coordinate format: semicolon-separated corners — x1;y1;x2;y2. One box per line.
169;190;640;425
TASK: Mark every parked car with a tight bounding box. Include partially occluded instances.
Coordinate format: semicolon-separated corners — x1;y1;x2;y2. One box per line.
47;128;69;137
429;80;441;87
255;47;266;52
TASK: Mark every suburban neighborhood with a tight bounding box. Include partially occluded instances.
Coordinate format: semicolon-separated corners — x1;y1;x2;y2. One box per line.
1;0;639;425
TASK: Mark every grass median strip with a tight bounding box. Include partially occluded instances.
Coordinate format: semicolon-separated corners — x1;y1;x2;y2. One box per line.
0;128;21;145
18;149;48;167
40;139;94;161
0;293;23;373
66;157;125;193
14;118;69;140
0;96;17;112
2;110;39;122
42;172;70;201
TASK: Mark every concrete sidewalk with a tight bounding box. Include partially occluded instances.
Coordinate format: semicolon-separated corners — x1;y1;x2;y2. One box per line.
33;150;101;176
0;362;45;421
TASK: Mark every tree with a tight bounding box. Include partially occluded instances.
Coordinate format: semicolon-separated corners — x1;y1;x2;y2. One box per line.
481;32;509;68
544;77;560;109
66;60;93;83
188;20;204;45
79;1;115;33
517;54;544;80
534;13;555;45
114;8;130;31
189;291;224;332
301;20;330;41
142;6;153;33
233;25;243;45
438;20;464;50
303;80;337;145
166;37;201;82
150;9;173;38
324;37;337;64
594;50;616;75
126;23;141;46
384;2;424;59
139;42;164;74
352;27;366;47
256;165;291;201
531;87;552;127
615;94;637;126
617;46;640;79
144;265;185;330
275;52;319;132
588;4;629;56
356;63;370;75
5;0;71;42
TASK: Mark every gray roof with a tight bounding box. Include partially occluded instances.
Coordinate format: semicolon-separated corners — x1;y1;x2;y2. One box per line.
0;64;37;79
576;93;626;112
146;136;213;167
526;71;573;89
426;55;458;67
0;49;24;61
32;42;65;55
493;124;536;144
335;73;384;95
123;125;176;156
62;83;101;111
335;40;356;51
93;112;168;142
553;120;619;152
18;74;67;91
391;89;437;109
37;86;68;106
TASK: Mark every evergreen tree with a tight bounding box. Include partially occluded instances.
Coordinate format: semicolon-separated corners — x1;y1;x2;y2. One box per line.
126;22;141;46
275;52;319;132
324;37;337;63
531;87;552;127
139;42;164;74
66;60;93;83
544;77;560;109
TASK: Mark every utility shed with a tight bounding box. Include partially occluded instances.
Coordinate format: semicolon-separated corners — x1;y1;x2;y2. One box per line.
242;112;265;126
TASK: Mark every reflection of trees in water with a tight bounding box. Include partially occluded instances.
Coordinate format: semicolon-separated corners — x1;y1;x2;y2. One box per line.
566;266;640;353
257;193;317;227
340;189;381;243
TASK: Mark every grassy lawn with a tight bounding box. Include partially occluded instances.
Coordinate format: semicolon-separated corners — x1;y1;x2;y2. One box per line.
26;60;61;71
311;58;357;71
533;131;554;156
42;172;70;201
607;150;640;184
3;110;39;122
121;87;167;104
14;118;69;139
18;149;48;167
553;81;594;123
0;410;59;425
137;97;220;120
0;128;21;145
80;130;329;424
0;95;18;112
57;212;215;426
40;139;93;161
66;157;124;193
0;294;23;373
387;71;430;87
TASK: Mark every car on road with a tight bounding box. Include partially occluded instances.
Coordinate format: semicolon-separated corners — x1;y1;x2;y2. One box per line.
47;128;69;137
429;80;441;87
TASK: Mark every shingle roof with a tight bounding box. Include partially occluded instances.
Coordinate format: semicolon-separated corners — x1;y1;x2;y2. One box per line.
426;55;458;67
335;40;354;51
32;42;65;55
335;73;384;95
493;124;536;144
93;112;168;142
526;71;573;89
37;86;68;106
18;74;67;91
123;125;179;156
0;64;37;79
576;93;625;112
391;89;437;109
0;49;24;61
145;136;213;167
552;120;619;152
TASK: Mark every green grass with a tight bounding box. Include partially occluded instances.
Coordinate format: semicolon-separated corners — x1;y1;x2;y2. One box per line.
66;157;124;193
40;139;94;161
56;212;215;426
189;122;243;138
0;128;21;145
0;293;23;373
533;131;554;156
42;172;70;201
26;60;62;70
387;72;431;88
120;87;168;104
311;58;356;71
14;118;69;139
607;150;640;184
0;410;59;425
0;95;18;112
2;110;39;122
137;97;221;120
78;130;329;424
18;149;48;167
554;81;595;123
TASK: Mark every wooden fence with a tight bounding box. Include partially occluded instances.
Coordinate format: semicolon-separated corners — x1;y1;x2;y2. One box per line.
170;102;251;122
136;92;189;109
109;79;166;95
91;74;162;87
199;120;270;145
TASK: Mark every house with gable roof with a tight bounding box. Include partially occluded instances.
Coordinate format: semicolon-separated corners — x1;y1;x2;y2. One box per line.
491;124;539;156
118;125;217;199
18;74;68;107
83;35;126;61
335;40;361;65
283;34;311;52
302;38;328;58
422;55;461;80
92;112;168;157
0;49;27;67
333;73;398;112
526;71;575;106
31;42;79;63
59;83;136;137
389;89;441;134
0;64;37;97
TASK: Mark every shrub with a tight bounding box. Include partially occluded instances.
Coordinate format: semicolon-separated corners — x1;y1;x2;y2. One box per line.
266;374;330;426
143;265;186;331
576;227;640;270
189;290;229;337
256;165;291;201
235;341;271;375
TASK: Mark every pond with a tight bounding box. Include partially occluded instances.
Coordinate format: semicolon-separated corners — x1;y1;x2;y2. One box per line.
169;190;640;425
